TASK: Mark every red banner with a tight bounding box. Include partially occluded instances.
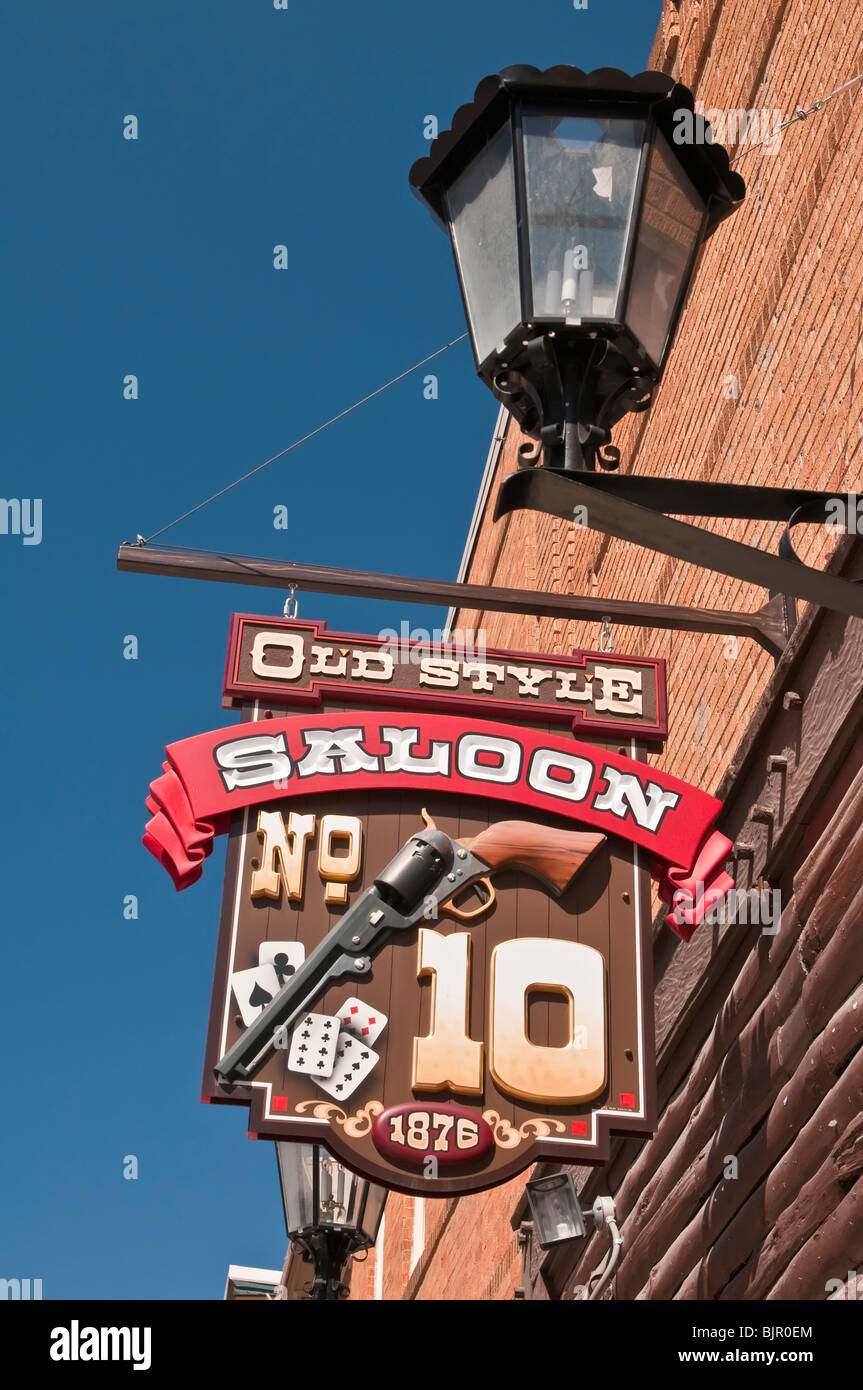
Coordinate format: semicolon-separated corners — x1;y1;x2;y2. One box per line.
144;710;732;940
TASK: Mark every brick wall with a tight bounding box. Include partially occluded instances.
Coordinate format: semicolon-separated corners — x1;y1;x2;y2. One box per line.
353;0;863;1298
348;1186;524;1300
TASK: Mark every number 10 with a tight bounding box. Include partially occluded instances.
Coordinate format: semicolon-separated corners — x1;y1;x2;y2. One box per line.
411;929;606;1105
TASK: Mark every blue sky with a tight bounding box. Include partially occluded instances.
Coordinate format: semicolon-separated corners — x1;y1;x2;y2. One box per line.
1;1;660;1299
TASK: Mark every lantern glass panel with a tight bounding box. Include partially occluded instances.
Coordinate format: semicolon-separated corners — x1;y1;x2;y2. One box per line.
624;128;705;366
522;112;646;322
445;121;521;365
318;1151;361;1227
358;1179;387;1248
276;1142;316;1236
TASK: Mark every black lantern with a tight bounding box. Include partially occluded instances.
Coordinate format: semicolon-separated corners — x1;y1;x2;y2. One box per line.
276;1143;388;1301
410;66;744;470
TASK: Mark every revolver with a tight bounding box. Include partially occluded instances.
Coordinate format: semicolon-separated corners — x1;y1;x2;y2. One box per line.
214;811;604;1084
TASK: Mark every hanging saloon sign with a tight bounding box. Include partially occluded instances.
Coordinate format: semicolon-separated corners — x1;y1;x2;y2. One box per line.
144;617;732;1196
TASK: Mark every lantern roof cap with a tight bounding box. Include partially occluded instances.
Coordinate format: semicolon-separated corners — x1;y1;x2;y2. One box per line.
409;64;745;237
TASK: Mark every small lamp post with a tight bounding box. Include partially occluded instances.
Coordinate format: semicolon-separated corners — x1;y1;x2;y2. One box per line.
410;65;744;471
276;1143;388;1301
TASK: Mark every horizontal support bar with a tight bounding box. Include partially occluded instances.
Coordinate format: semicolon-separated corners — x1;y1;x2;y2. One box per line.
540;471;850;520
116;543;786;655
496;468;863;621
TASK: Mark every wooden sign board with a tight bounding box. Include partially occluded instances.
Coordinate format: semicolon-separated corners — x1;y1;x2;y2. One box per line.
143;620;733;1196
222;615;667;743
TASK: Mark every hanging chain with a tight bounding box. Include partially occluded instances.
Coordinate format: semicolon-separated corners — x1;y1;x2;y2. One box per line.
284;584;298;620
599;616;614;653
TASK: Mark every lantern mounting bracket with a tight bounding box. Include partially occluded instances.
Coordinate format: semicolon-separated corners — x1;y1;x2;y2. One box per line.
495;465;863;622
493;333;654;473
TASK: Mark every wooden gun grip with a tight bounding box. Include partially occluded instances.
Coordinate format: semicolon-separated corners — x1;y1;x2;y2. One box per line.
465;821;605;896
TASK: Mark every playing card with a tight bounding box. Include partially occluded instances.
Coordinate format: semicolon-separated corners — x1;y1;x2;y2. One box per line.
230;963;281;1028
287;1012;339;1078
314;1033;379;1101
337;996;387;1047
258;941;305;984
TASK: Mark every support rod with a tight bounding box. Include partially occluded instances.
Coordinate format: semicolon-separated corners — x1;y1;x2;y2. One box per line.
117;543;787;655
496;468;863;620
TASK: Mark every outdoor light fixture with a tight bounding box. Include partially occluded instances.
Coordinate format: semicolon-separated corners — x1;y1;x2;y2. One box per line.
525;1173;623;1300
275;1143;387;1301
526;1170;587;1248
410;65;743;472
410;65;863;624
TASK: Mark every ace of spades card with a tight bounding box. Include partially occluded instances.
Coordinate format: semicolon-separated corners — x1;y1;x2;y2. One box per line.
229;963;281;1028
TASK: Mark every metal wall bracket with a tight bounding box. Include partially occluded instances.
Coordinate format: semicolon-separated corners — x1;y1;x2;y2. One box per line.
495;469;863;621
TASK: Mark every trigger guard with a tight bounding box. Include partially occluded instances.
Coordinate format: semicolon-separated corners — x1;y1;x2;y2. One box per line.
442;878;495;922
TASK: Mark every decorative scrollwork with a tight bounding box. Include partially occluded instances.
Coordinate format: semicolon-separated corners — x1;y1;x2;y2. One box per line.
597;443;622;471
628;388;654;414
582;376;653;470
295;1099;384;1138
482;1110;567;1149
597;376;653;426
520;1116;568;1139
517;438;543;468
493;367;546;438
